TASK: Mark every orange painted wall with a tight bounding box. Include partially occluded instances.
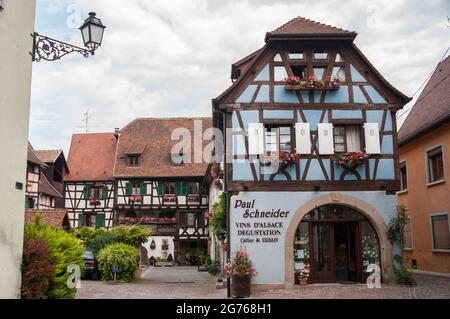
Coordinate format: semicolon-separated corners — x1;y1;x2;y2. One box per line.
398;121;450;273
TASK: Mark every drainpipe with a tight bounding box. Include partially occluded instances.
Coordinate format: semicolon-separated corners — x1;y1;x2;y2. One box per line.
222;110;231;298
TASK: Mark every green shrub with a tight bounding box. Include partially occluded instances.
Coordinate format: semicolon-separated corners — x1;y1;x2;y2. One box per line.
71;226;99;242
167;253;173;263
25;216;84;299
110;225;151;247
394;268;415;286
209;193;227;241
97;243;138;282
86;231;116;253
21;235;55;299
207;261;221;276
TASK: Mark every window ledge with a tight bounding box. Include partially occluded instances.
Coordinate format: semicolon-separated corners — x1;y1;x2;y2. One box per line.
432;249;450;253
426;179;446;187
397;189;408;195
403;248;413;251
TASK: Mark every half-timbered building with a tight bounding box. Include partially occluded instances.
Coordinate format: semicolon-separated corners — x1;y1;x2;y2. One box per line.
65;132;118;229
26;143;64;209
114;118;211;265
35;149;69;208
213;17;411;287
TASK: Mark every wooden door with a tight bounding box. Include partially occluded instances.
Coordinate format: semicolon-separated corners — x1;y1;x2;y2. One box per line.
311;223;335;283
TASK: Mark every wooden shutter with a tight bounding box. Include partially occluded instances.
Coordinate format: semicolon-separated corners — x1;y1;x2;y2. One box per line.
140;183;147;195
96;213;105;229
248;123;264;155
182;182;188;195
364;123;381;154
318;123;334;155
83;186;89;199
295;123;311;154
78;214;85;228
157;182;165;196
101;186;108;199
125;182;131;195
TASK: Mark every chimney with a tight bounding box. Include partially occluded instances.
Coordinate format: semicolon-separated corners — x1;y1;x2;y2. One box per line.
114;128;120;139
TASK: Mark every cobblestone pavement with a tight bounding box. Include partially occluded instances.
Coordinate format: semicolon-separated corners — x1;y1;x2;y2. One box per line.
76;269;450;299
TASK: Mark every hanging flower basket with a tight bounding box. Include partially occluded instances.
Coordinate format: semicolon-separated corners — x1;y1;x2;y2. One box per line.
187;194;200;202
214;179;223;190
161;243;169;251
129;195;143;203
163;194;176;203
150;240;156;250
89;198;101;205
211;163;224;179
331;151;369;170
284;75;344;91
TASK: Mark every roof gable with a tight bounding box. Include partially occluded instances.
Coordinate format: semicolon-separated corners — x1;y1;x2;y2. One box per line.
399;56;450;144
65;133;118;181
114;117;212;178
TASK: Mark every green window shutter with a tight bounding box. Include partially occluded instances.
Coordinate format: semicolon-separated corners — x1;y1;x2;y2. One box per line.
102;186;109;199
78;214;85;228
25;197;29;209
157;182;165;196
175;181;181;196
199;183;204;195
96;213;105;229
125;182;131;195
140;183;147;195
183;182;188;195
83;186;89;199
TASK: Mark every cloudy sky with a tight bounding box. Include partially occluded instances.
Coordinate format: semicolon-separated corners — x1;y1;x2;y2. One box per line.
29;0;449;154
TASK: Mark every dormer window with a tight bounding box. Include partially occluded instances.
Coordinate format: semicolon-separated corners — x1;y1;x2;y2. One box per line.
128;155;139;166
171;149;184;166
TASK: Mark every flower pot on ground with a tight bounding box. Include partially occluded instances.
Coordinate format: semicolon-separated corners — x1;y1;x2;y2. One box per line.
231;274;251;298
225;249;259;298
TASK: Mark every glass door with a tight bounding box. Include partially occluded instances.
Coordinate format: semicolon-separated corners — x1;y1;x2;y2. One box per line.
311;223;335;283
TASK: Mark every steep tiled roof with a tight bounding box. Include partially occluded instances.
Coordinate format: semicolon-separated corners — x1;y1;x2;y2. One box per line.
65;133;118;181
399;56;450;144
39;174;62;198
265;16;357;41
114;117;212;178
27;142;47;167
35;150;63;163
25;209;70;229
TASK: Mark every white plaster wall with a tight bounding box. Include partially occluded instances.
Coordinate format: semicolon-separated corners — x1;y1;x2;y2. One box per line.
142;236;175;261
0;0;36;298
230;191;397;285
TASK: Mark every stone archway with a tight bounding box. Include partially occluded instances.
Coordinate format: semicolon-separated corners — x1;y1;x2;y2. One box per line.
284;192;394;288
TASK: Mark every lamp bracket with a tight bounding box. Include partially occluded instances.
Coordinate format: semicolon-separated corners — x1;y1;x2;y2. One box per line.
31;32;93;62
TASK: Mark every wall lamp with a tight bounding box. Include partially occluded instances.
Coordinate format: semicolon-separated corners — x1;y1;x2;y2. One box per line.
31;12;106;62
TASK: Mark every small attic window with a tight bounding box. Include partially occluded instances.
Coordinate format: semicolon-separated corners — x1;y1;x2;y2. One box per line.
291;65;306;78
128;155;140;166
288;51;304;60
171;149;184;166
314;50;328;60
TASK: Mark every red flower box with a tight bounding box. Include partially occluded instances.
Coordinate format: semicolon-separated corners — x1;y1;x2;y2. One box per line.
129;195;143;203
284;75;344;91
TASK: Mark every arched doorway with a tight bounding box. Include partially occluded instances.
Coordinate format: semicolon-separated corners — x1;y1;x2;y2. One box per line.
293;204;381;284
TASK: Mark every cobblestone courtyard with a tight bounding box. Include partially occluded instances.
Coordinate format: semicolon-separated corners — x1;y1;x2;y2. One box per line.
76;267;450;299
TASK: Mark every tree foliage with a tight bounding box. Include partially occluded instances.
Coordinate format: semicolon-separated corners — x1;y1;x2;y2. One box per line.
209;193;227;241
24;216;84;299
21;235;55;299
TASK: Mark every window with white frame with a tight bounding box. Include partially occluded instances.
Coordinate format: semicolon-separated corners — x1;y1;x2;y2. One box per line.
264;125;292;155
430;213;450;251
403;218;412;250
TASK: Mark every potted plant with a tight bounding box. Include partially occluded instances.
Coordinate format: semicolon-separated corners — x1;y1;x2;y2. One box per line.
184;251;193;265
211;163;224;179
284;75;344;91
129;195;143;203
163;194;176;203
89;198;101;205
187;194;200;202
331;151;369;171
149;239;156;250
225;249;259;298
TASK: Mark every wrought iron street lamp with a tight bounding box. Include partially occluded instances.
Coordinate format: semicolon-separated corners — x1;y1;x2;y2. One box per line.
32;12;106;62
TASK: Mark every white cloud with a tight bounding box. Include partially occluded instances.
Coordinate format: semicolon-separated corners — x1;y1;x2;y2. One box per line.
29;0;450;154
